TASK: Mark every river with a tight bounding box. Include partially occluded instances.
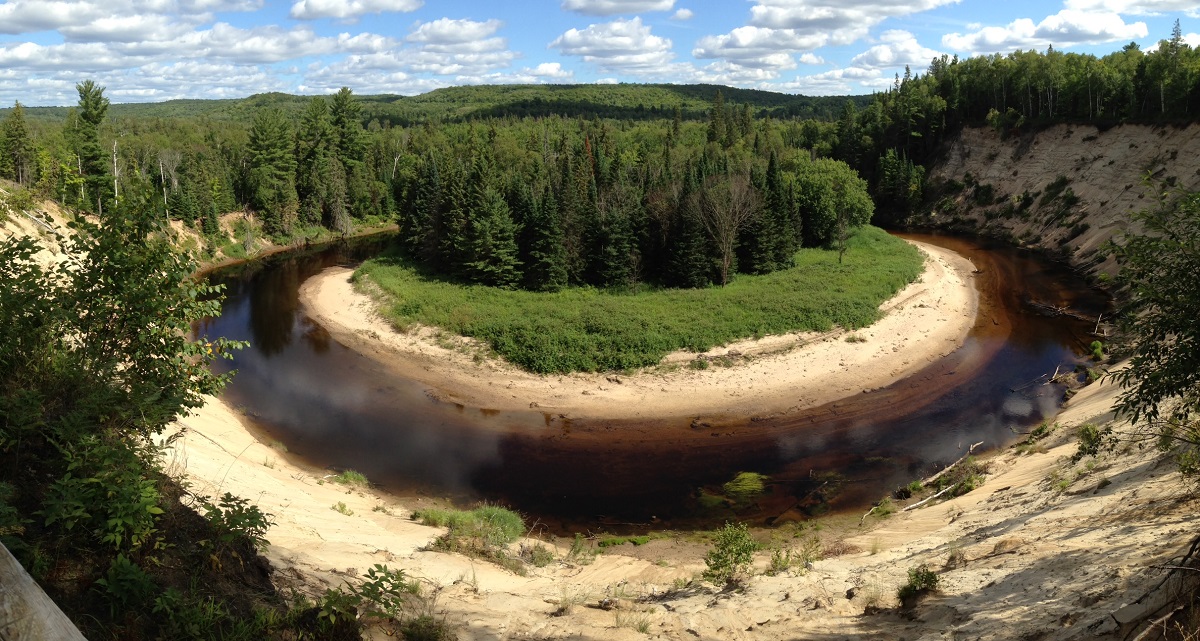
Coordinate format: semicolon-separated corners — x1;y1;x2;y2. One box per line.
198;233;1108;534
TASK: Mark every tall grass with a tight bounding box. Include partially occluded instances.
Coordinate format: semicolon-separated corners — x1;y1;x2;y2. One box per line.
356;226;922;374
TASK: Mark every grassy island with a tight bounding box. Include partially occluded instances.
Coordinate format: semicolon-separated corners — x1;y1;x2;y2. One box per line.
355;226;923;374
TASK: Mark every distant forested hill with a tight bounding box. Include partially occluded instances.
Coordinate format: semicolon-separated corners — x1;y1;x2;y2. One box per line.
8;84;869;126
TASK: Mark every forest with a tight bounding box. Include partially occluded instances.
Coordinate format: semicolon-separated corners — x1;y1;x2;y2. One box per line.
4;24;1200;641
2;23;1199;289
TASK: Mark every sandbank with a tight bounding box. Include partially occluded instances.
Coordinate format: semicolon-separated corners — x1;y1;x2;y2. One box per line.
296;240;979;420
165;365;1195;639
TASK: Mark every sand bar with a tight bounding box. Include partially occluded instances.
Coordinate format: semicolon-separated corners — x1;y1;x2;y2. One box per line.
297;240;979;420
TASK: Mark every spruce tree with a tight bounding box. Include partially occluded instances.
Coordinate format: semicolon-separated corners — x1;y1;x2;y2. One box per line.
246;108;298;236
463;187;522;288
523;188;568;292
295;97;332;227
2;101;33;185
404;153;440;259
74;80;111;212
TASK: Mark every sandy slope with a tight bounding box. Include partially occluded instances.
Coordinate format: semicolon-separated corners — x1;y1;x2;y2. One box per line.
167;372;1198;640
297;240;978;420
926;123;1200;278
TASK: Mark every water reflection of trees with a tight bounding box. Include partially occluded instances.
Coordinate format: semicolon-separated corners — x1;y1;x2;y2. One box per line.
249;258;300;357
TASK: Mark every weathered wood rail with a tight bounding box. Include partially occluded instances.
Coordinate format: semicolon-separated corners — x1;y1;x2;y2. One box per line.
0;543;87;640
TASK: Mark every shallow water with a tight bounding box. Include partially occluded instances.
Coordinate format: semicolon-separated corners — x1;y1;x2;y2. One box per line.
198;233;1108;533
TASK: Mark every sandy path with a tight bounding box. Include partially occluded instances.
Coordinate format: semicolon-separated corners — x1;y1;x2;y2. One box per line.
297;240;979;420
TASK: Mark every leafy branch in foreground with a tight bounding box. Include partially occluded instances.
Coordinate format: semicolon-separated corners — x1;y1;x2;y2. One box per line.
0;195;259;638
1088;185;1200;476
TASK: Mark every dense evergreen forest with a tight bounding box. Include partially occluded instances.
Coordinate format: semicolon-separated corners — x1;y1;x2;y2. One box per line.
2;24;1197;287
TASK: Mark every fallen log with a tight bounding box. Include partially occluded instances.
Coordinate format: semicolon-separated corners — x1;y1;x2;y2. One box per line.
920;441;984;488
902;484;957;512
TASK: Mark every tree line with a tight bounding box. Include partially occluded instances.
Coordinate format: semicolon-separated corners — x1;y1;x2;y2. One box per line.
2;24;1198;281
0;82;875;290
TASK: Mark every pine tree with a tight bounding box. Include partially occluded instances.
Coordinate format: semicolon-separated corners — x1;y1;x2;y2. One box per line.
246;108;298;236
523;188;568;292
665;169;713;288
766;151;796;268
74;80;111;212
330;87;368;218
707;90;726;144
295;97;332;227
2;101;33;185
463;187;522;288
403;153;440;258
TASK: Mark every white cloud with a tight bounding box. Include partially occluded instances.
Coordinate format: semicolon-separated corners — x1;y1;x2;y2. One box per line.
797;52;824;64
297;17;519;91
1063;0;1200;16
407;18;503;44
748;0;961;32
458;62;576;85
690;0;957;78
1144;31;1200;51
528;62;574;78
58;14;203;43
0;41;145;73
943;10;1148;54
550;17;674;74
0;0;255;35
850;30;942;70
671;8;693;20
694;26;823;72
690;60;785;85
560;0;675;16
289;0;422;21
775;66;889;95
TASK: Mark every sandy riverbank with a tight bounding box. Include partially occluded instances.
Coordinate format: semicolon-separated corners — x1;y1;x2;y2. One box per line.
297;240;979;420
166;368;1195;640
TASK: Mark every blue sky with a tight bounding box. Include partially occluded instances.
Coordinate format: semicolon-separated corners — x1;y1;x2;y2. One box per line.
0;0;1197;105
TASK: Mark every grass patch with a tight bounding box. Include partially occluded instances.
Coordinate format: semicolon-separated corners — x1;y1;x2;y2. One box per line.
722;471;769;504
357;226;922;373
332;469;369;487
412;505;528;574
596;533;666;548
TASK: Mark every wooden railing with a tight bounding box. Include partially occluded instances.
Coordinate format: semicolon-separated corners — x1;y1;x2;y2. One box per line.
0;542;87;640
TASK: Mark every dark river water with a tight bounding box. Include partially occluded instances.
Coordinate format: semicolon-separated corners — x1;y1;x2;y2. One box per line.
198;233;1109;534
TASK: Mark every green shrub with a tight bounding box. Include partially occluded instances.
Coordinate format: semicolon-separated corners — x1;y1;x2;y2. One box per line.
597;534;654;547
703;522;759;587
897;564;940;606
95;554;156;616
722;471;768;504
1089;340;1105;361
199;492;274;551
565;533;597;565
767;547;795;575
354;564;420;621
398;614;455;641
519;542;556;567
1074;423;1106;461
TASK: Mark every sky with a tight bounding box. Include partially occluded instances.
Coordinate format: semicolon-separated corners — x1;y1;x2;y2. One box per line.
0;0;1198;106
